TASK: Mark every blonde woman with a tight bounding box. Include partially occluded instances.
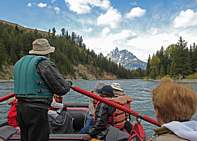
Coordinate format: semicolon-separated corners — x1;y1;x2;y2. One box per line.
152;80;197;141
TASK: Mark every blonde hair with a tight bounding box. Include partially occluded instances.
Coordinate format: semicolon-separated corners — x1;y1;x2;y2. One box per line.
152;81;197;123
160;77;174;84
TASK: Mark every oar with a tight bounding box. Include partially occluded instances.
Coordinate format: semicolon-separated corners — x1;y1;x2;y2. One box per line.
0;93;15;102
71;86;160;127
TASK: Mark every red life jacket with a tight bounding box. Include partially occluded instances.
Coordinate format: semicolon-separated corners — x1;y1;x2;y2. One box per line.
8;99;18;127
93;95;132;129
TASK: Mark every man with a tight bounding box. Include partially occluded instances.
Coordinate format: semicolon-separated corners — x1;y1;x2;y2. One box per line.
14;38;72;141
87;85;129;141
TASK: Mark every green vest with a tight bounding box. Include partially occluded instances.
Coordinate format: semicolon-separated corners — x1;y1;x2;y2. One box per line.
14;55;52;98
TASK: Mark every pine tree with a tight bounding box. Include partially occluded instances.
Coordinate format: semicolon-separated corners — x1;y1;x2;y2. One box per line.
146;55;151;76
192;43;197;72
61;28;65;36
52;27;56;36
175;37;191;77
150;55;160;79
71;32;76;42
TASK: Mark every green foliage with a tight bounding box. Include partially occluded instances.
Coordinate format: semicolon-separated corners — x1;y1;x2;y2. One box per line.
131;68;146;78
186;73;197;79
0;22;136;79
146;37;197;79
149;55;160;79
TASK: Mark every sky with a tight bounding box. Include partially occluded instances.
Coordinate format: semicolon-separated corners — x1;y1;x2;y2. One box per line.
0;0;197;62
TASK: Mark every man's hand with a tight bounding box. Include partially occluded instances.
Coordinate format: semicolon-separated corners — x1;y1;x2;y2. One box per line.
83;134;91;140
67;81;72;87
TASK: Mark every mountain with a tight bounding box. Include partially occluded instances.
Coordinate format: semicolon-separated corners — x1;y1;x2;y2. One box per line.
107;47;147;70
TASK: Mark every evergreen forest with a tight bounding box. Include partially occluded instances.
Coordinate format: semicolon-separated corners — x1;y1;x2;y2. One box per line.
0;20;145;79
146;37;197;79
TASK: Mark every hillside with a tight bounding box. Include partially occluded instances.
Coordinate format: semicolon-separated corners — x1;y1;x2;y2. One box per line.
0;20;133;80
0;20;49;36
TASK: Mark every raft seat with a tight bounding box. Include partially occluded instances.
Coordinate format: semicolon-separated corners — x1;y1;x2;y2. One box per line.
68;108;88;132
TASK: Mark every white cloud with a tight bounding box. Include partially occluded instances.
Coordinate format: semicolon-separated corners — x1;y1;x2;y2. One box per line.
126;7;146;19
97;7;122;28
177;29;197;44
125;29;197;61
54;6;60;14
173;9;197;28
36;3;60;14
84;29;137;56
27;2;32;7
149;27;159;35
64;0;111;14
78;18;95;25
37;2;47;8
90;0;111;9
126;33;178;61
88;27;93;32
109;30;137;41
85;27;93;33
65;0;91;14
84;26;197;62
102;27;111;36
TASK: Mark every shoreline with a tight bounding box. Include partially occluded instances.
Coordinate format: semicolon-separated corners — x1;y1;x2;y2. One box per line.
0;80;14;83
148;79;197;83
1;79;197;83
175;79;197;83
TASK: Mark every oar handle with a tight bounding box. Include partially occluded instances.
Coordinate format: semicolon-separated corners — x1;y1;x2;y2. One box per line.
0;93;15;102
71;86;160;127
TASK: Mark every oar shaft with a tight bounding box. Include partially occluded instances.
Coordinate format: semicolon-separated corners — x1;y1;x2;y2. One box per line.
71;86;160;127
0;93;15;102
0;87;160;126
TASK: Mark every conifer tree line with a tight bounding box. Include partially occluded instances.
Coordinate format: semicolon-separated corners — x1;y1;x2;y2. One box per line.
146;37;197;79
0;22;144;79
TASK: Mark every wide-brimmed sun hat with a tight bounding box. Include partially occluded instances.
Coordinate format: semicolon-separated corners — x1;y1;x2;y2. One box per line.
29;38;55;55
111;83;124;92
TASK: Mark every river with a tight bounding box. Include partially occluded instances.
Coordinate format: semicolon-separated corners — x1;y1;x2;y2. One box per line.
0;79;197;137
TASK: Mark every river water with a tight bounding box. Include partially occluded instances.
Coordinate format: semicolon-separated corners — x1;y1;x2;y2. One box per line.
0;79;197;137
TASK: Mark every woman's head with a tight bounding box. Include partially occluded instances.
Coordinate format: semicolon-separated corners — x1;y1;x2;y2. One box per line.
152;81;197;124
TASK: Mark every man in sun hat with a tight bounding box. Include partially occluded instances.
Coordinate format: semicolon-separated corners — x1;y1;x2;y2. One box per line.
14;38;72;141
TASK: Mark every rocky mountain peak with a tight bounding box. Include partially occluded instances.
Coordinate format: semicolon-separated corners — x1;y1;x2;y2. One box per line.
107;47;147;70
